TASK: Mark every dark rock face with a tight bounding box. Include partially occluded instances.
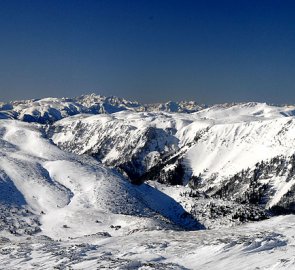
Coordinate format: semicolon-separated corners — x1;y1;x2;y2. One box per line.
140;158;185;186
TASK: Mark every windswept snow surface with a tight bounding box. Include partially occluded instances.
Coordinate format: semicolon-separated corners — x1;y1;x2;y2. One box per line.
0;214;295;269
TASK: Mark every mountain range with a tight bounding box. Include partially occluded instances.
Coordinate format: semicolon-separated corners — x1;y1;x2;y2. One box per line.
1;94;295;269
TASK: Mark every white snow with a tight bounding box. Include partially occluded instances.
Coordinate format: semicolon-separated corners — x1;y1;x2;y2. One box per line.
0;119;197;241
49;102;295;209
0;214;295;269
1;99;295;269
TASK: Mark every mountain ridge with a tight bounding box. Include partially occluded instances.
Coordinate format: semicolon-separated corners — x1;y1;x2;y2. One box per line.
0;93;206;124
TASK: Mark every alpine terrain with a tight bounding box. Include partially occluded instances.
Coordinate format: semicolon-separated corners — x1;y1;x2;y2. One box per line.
0;94;295;269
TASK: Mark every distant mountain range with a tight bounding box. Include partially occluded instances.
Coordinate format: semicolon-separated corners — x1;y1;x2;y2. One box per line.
0;94;205;123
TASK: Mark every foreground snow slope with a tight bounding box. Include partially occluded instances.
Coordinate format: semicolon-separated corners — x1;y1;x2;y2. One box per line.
0;120;200;240
0;214;294;269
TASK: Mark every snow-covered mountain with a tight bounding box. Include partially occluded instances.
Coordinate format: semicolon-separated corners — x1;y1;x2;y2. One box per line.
48;111;194;182
0;94;204;124
2;95;295;268
47;100;295;216
0;119;203;238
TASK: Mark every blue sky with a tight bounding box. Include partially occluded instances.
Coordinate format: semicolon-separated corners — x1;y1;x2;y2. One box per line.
1;0;295;104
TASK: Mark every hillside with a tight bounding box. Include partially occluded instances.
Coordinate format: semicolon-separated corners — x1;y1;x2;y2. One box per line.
0;119;201;240
46;100;295;219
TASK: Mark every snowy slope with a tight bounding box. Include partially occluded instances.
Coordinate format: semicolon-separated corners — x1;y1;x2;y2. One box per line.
194;102;295;123
185;117;295;180
0;214;294;269
0;120;200;240
46;100;295;212
181;117;295;208
49;111;195;181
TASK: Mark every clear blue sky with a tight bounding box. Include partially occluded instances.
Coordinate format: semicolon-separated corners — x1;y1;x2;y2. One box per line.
1;0;295;104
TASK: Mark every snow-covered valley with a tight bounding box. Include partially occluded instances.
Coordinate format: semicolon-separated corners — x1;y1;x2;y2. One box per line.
1;95;295;269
